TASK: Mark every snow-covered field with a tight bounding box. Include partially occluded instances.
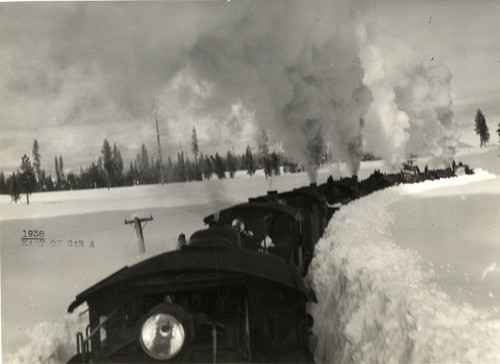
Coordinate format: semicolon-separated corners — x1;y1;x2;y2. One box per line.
1;146;499;363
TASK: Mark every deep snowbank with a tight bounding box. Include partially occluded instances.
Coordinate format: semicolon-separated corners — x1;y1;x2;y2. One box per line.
309;171;500;363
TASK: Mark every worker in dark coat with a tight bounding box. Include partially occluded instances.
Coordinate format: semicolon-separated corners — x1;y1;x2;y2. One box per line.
177;233;187;250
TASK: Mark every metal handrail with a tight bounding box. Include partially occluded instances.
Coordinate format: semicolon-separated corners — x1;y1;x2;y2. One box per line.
76;332;84;354
85;324;91;352
245;298;251;363
82;307;120;344
76;332;86;363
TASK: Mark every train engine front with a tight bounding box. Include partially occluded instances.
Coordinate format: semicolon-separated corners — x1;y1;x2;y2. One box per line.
67;225;316;363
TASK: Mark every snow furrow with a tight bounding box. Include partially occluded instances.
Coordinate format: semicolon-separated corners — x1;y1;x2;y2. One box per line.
309;176;500;363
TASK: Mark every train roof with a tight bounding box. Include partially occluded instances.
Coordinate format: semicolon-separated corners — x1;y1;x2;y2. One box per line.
279;187;327;203
68;245;315;313
203;202;302;224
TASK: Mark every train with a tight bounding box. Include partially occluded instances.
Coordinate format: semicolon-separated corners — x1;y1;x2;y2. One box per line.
66;162;473;363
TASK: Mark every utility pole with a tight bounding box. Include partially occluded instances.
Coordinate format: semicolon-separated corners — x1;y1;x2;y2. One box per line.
124;215;153;254
153;99;165;184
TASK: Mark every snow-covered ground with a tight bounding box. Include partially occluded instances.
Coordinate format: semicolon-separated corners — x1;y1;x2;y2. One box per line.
1;146;499;363
309;166;500;363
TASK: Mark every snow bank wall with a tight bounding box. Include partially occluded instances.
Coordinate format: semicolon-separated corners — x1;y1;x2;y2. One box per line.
309;180;500;363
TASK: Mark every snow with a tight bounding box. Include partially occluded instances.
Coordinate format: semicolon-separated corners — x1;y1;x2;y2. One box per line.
481;263;497;281
2;146;500;363
309;147;500;363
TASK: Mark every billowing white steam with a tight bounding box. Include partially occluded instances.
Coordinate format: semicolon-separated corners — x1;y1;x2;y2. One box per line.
173;0;373;180
158;0;457;177
361;34;457;168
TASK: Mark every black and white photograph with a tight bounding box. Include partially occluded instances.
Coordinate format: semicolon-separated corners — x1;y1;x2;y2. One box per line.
1;0;499;363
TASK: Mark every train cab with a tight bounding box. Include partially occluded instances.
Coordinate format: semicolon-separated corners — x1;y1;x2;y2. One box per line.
203;202;305;273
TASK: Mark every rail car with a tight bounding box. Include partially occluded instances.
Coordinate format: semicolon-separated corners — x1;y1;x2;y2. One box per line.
67;161;472;363
242;186;329;275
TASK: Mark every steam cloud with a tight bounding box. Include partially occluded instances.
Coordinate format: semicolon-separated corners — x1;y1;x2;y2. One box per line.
183;0;373;179
160;0;457;178
361;36;457;168
3;0;458;177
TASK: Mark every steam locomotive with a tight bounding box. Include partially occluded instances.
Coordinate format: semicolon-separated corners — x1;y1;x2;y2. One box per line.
67;163;472;363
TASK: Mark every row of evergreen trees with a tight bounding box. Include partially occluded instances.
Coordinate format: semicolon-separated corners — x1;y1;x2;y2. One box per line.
0;128;304;203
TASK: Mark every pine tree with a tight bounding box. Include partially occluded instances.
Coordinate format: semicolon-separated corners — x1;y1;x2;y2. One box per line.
203;155;213;180
9;172;21;203
125;161;135;185
32;139;41;191
101;139;113;188
66;172;78;190
55;156;60;189
214;153;226;179
150;156;159;183
140;144;150;183
0;171;6;194
226;150;236;178
177;151;186;181
244;145;256;176
165;156;174;183
474;109;490;148
19;155;37;204
112;143;124;186
58;155;65;188
271;152;280;176
44;172;54;191
191;127;199;163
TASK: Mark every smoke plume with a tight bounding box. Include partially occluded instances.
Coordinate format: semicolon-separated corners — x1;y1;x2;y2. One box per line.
361;33;458;168
180;0;372;180
2;1;459;175
170;0;456;177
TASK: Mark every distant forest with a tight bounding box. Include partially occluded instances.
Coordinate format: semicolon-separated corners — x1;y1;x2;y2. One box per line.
0;127;380;204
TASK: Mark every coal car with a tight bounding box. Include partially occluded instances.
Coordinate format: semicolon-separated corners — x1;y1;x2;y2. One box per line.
276;186;328;275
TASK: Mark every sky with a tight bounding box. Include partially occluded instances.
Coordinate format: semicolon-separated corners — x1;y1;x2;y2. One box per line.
1;0;499;176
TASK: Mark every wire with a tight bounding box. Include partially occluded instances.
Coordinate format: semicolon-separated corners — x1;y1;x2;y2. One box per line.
124;228;134;256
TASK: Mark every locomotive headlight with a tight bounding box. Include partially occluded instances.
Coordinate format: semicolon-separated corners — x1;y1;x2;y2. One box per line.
140;313;185;360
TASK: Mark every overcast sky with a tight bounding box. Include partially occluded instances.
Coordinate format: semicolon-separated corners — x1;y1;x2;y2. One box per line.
1;0;499;176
